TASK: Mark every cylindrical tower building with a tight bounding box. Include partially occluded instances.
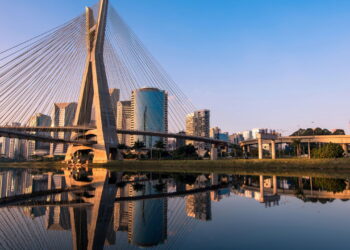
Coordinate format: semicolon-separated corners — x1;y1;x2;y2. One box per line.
131;87;168;148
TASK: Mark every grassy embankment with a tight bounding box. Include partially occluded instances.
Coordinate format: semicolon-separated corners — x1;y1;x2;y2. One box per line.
2;158;350;178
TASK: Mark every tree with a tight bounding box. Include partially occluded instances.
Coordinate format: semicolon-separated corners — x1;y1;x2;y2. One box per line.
173;144;198;159
313;178;346;193
291;127;332;136
230;144;243;158
133;140;145;150
312;143;344;158
333;129;345;135
117;144;128;149
292;139;302;156
133;140;145;159
154;140;165;159
154;140;165;149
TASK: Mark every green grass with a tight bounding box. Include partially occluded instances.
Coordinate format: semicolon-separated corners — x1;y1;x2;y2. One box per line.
2;158;350;178
98;158;350;178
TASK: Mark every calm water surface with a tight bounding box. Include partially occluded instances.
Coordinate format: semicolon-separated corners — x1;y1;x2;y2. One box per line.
0;166;349;249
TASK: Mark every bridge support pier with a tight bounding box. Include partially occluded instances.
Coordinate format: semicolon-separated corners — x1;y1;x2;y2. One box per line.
342;144;348;155
259;175;265;203
258;138;263;160
270;140;276;159
273;175;277;195
211;145;218;160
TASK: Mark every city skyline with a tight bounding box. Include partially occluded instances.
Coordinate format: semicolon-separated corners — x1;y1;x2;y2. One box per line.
1;0;350;134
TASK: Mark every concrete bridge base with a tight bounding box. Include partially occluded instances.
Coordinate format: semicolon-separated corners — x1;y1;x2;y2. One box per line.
211;145;218;160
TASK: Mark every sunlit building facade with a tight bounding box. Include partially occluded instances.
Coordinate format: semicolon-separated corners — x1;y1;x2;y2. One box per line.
26;114;52;159
50;103;77;156
186;110;210;149
117;101;132;147
109;88;120;122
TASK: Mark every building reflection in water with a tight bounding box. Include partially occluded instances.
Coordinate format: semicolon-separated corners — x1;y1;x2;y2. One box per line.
0;168;350;249
185;175;211;221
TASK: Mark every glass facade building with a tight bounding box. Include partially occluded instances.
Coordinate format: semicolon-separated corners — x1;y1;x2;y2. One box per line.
131;88;168;148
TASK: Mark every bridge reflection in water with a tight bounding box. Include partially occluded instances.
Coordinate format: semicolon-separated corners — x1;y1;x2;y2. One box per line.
0;168;349;249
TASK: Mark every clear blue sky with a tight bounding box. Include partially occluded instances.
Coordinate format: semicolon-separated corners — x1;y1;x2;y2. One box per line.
1;0;350;135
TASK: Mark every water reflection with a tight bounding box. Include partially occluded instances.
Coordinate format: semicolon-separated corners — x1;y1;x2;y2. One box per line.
0;167;349;249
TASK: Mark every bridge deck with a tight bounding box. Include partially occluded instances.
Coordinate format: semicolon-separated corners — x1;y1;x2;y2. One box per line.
241;135;350;146
0;127;228;146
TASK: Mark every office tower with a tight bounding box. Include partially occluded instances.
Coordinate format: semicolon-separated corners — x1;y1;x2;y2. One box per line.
50;103;77;155
210;127;229;142
117;101;132;146
242;130;253;141
229;133;244;144
109;88;120;118
131;88;168;148
0;123;25;160
186;109;210;149
0;137;10;158
26;114;51;159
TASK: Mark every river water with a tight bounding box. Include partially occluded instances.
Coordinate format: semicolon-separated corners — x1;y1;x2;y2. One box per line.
0;166;349;249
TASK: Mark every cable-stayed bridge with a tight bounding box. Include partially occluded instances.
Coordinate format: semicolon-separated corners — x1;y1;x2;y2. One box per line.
0;0;228;163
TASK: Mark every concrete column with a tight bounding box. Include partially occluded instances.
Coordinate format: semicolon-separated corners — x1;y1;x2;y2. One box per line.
258;138;263;160
211;173;218;185
259;175;265;203
270;140;276;160
342;144;348;155
273;175;277;195
308;141;311;159
298;177;303;190
247;145;251;153
211;145;218;160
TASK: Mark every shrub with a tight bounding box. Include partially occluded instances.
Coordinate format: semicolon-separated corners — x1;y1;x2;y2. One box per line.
312;143;344;158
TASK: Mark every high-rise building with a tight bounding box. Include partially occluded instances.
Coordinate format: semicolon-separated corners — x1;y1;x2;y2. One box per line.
131;88;168;148
0;137;10;158
117;101;132;146
8;124;21;159
251;128;269;139
242;130;253;141
0;123;25;160
229;133;244;144
26;114;52;159
109;88;120;118
50;103;77;156
186;110;210;149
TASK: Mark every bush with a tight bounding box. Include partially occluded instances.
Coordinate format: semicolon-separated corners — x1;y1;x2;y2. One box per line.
312;143;344;158
313;178;346;193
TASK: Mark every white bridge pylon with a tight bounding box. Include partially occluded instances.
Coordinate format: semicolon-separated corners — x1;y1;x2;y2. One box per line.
66;0;119;163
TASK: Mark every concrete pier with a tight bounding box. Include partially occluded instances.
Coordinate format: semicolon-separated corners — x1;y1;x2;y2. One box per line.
270;140;276;160
342;144;348;155
211;145;218;160
258;138;263;160
273;176;277;195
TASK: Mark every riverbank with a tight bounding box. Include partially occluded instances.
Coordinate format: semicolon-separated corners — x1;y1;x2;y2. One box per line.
2;158;350;178
100;158;350;178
